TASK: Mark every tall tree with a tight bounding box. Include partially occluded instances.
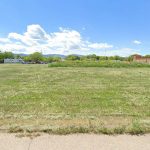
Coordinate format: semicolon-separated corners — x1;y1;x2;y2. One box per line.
3;52;15;59
0;51;4;63
30;52;43;63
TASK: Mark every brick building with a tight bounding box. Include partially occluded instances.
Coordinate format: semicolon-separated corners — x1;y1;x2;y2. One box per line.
133;54;150;64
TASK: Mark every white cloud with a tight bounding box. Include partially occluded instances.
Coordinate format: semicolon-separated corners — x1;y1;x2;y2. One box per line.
0;24;137;56
8;24;49;46
0;38;11;43
133;40;142;45
95;48;138;57
88;43;113;49
0;24;114;55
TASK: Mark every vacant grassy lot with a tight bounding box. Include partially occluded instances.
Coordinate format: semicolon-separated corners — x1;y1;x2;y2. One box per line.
0;64;150;134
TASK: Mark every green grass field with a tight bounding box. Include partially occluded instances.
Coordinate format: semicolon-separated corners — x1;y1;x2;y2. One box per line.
0;64;150;134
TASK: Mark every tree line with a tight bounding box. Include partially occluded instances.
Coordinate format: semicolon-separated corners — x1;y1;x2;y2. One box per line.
0;51;150;64
0;51;61;63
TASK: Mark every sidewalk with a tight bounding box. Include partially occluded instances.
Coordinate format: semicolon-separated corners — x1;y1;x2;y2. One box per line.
0;133;150;150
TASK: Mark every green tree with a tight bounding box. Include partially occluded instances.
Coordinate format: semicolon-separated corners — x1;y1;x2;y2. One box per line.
23;56;32;62
30;52;43;63
87;54;99;61
46;57;61;63
99;56;108;60
109;56;125;61
127;55;134;62
80;56;88;61
52;57;61;62
66;55;80;61
145;55;150;58
0;51;4;63
15;54;22;59
3;52;15;59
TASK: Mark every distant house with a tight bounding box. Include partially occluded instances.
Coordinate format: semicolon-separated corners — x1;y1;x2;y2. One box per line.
4;58;24;64
133;55;150;64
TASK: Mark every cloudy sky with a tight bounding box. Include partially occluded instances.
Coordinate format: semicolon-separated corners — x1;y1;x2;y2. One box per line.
0;0;150;56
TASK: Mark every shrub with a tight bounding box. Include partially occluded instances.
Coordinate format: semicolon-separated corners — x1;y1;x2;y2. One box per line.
48;60;150;68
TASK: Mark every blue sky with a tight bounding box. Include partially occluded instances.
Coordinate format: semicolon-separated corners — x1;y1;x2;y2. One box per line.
0;0;150;56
